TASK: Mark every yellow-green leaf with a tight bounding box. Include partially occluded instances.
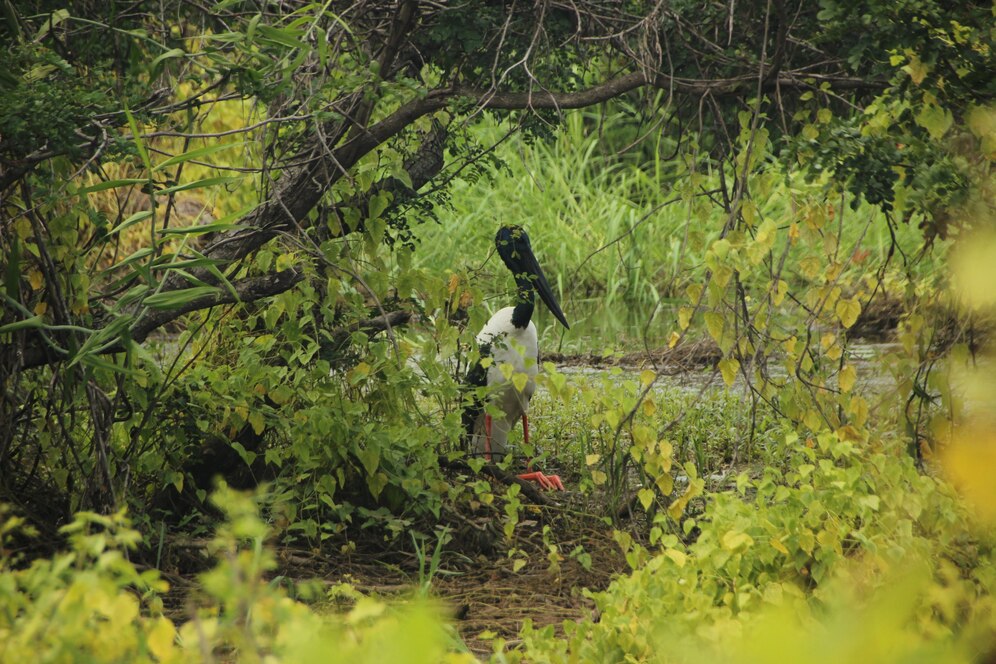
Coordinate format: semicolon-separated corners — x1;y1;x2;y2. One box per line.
348;361;371;384
719;357;740;387
511;372;528;393
755;218;777;245
836;298;861;328
640;369;655;387
741;200;759;227
109;593;139;624
248;411;265;435
147;616;177;661
904;54;929;85
799;256;822;279
721;530;755;550
269;384;293;405
665;548;687;567
667;477;704;520
916;104;953;140
678;306;692;330
839;364;857;392
637;488;654;510
704;312;725;343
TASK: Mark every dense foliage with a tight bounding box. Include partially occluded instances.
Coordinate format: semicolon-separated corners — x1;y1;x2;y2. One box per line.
1;0;994;661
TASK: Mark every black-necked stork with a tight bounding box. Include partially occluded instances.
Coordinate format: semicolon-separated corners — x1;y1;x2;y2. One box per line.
464;225;570;491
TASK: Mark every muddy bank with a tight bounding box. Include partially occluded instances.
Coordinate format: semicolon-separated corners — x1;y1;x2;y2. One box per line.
544;294;952;370
545;338;722;371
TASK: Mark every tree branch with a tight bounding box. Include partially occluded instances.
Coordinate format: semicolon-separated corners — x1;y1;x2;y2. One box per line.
153;67;884;309
6;269;304;370
130;269;305;342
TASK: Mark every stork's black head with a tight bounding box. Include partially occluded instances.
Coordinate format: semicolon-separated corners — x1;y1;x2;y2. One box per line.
495;225;570;329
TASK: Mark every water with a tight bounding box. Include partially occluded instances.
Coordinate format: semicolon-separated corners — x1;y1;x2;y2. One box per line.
555;341;901;397
534;299;680;354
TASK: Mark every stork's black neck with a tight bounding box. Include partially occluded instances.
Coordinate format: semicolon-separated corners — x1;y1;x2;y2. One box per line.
510;273;535;329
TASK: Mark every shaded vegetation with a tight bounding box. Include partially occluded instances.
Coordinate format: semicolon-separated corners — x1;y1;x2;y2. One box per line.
1;0;995;661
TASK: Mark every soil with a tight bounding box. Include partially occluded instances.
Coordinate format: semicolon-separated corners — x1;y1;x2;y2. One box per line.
156;489;628;659
311;523;624;657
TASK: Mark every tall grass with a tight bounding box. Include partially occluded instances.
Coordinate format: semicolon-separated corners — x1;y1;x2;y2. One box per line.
412;110;939;351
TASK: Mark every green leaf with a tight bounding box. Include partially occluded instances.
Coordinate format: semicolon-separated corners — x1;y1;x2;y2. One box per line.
105;248;155;274
154;176;242;196
368;191;391;221
125;109;153;174
80;353;141;376
143;286;220;310
255;24;306;49
108;210;153;236
80;178;147;194
916;104;953;140
66;314;136;369
150;47;185;70
33;8;69;42
357;446;380;475
153;142;243;172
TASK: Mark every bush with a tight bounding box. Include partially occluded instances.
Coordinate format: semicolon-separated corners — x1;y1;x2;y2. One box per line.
511;431;996;663
0;488;467;664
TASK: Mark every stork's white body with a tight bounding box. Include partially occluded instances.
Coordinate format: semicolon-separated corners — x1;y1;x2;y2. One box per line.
469;306;538;460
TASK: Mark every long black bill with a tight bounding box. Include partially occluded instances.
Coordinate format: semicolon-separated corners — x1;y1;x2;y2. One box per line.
522;251;570;330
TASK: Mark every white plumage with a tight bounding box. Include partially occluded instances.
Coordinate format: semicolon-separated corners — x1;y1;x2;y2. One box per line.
469;307;538;460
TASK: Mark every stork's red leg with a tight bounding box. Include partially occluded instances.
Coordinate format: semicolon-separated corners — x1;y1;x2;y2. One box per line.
516;414;564;491
484;413;493;462
518;470;565;491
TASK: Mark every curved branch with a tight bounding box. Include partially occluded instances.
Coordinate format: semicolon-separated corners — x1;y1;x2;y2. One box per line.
170;68;886;287
6;269;304;370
